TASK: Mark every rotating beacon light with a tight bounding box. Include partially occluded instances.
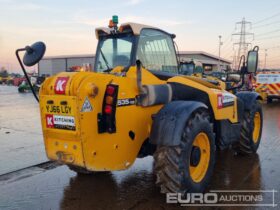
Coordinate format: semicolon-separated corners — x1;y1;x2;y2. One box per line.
109;15;119;31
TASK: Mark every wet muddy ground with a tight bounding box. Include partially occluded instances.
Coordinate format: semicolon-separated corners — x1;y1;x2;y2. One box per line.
0;86;47;175
0;86;279;210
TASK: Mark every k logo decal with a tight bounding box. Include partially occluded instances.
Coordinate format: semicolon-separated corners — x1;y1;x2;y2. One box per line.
46;114;54;128
55;77;69;94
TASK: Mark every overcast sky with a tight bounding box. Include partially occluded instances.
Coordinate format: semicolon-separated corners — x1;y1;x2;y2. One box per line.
1;0;280;72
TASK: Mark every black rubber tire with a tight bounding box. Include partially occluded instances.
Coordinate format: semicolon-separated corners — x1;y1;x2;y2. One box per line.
267;97;273;104
68;165;104;175
154;109;216;194
236;100;263;154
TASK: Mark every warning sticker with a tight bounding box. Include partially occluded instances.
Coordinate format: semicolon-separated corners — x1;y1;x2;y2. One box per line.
46;114;76;131
217;92;235;109
81;97;93;112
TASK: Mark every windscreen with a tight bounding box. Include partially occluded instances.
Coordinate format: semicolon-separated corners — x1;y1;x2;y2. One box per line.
95;34;134;72
137;29;178;73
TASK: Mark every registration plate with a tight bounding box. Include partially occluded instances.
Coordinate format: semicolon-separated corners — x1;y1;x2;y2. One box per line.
46;105;72;114
41;96;77;131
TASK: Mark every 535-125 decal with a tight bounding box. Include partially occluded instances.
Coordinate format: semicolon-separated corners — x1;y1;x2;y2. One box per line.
117;98;135;107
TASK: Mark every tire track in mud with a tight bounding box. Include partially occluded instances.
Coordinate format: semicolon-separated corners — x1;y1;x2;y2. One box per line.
0;161;59;184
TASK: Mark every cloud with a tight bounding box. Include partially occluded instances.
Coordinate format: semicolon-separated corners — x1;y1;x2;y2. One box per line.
0;0;14;2
121;15;189;27
0;1;43;11
13;3;42;11
74;15;191;28
126;0;143;5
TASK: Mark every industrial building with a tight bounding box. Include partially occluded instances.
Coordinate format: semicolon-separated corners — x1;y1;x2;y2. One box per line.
38;54;95;76
179;51;232;72
38;51;231;76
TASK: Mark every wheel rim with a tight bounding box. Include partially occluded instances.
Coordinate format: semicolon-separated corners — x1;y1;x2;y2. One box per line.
253;112;261;143
189;132;210;183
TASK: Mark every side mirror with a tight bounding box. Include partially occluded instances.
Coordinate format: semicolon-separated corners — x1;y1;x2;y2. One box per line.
23;42;46;66
15;41;46;102
247;46;259;73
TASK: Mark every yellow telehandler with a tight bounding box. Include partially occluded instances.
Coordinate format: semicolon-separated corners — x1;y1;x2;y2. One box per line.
16;16;263;194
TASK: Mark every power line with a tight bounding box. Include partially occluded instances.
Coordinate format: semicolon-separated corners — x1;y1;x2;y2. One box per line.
219;28;236;58
255;29;280;37
221;29;236;48
255;35;280;41
268;63;280;68
252;20;280;29
267;57;280;61
253;11;280;25
258;46;280;50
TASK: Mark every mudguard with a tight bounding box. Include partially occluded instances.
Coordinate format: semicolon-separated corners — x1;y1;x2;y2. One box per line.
236;91;262;111
149;101;208;146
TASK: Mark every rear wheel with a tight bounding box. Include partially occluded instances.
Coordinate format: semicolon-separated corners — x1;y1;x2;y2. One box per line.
236;100;263;154
154;109;215;193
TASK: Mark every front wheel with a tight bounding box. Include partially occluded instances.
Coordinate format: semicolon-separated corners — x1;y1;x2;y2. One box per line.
154;109;216;193
236;100;263;154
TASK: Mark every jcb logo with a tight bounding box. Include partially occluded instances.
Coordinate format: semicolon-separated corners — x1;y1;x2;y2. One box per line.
54;77;69;94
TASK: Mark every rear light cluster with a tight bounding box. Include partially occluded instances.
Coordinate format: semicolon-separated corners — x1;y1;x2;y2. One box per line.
104;85;118;114
98;84;119;133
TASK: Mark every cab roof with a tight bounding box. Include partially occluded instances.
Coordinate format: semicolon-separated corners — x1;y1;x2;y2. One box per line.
95;22;162;39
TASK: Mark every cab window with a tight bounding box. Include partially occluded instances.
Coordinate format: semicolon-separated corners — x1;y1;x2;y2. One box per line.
95;34;134;72
136;29;178;73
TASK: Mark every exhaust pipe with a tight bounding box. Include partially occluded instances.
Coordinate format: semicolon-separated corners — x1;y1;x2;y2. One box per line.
136;60;172;107
136;60;145;95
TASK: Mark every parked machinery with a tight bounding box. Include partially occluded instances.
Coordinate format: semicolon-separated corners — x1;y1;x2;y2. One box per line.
253;70;280;103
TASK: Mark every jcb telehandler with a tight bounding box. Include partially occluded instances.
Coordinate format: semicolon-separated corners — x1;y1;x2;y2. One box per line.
16;16;263;194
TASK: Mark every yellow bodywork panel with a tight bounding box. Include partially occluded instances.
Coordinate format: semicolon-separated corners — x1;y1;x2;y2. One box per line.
167;76;238;123
39;66;238;171
40;95;85;167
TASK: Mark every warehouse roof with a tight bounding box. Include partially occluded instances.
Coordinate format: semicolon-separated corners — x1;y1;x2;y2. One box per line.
180;51;231;64
41;51;231;64
42;54;95;60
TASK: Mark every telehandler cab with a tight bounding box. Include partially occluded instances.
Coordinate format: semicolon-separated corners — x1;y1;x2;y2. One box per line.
16;16;263;194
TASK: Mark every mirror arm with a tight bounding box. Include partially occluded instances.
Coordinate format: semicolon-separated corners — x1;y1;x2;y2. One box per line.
253;46;259;51
16;48;39;102
237;55;246;72
239;73;245;89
